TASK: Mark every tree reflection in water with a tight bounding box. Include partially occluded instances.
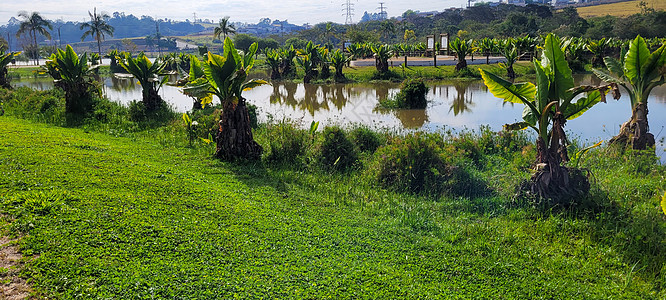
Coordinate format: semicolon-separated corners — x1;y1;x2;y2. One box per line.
269;82;352;116
449;81;474;116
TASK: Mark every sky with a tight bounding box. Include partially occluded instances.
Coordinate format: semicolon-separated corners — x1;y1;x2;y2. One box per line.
0;0;475;26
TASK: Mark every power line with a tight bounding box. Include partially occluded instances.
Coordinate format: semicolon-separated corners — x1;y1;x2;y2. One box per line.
378;2;387;20
342;0;354;25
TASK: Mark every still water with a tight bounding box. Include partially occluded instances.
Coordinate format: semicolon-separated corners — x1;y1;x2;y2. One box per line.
12;74;666;160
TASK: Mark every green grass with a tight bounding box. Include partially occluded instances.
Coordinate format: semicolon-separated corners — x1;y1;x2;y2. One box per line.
0;94;665;297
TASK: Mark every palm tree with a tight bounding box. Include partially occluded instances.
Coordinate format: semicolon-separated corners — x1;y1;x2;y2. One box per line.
16;11;52;65
80;8;114;60
213;17;236;41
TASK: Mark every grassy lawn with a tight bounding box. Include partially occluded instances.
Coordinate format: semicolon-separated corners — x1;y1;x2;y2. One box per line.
0;113;665;298
577;0;666;18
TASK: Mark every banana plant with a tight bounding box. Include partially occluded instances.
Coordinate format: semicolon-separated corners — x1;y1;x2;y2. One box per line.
265;49;281;80
449;38;476;71
105;50;124;73
319;47;332;79
1;50;20;89
498;39;520;79
592;35;666;151
184;37;268;160
330;49;351;82
371;44;393;74
180;54;212;110
279;46;297;78
296;53;316;83
480;34;611;202
43;45;99;115
586;38;612;67
119;52;168;111
478;38;497;65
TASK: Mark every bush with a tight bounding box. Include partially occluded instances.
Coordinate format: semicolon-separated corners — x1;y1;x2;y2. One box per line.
316;126;359;172
262;121;309;165
1;87;65;124
378;78;428;109
350;126;383;153
370;133;484;196
128;100;177;127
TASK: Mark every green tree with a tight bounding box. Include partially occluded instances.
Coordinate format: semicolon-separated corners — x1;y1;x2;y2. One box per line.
480;34;611;203
16;11;52;65
184;37;268;160
43;45;99;115
213;17;236;41
233;34;258;52
119;53;168;111
80;8;115;60
379;20;396;43
592;35;666;151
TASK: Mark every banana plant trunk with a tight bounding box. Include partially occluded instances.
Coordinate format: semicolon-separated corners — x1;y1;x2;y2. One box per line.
143;88;163;112
531;111;589;204
216;99;263;161
610;102;655;150
375;57;388;74
455;57;467;71
506;64;516;79
334;67;345;82
0;69;9;89
270;67;281;80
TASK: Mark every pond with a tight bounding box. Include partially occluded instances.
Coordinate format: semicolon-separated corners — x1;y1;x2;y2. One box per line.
11;74;666;161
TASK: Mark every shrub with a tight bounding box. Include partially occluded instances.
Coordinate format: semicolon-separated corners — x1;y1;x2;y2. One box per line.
316;126;359;172
350;126;383;153
378;78;428;109
128;100;177;127
371;133;484;196
262;121;309;165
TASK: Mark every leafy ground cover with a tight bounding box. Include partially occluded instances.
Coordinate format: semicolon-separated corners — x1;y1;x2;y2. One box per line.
0;111;665;298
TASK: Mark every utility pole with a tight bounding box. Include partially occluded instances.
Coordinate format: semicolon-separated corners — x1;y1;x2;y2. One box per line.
192;12;197;23
378;2;387;20
155;21;162;57
342;0;355;25
57;26;62;49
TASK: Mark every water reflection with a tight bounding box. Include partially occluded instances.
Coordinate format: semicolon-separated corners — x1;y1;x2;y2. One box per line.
270;83;354;116
449;81;475;116
12;74;666;161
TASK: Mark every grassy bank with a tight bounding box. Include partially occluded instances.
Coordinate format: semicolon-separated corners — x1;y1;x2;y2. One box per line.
7;60;535;84
1;85;665;298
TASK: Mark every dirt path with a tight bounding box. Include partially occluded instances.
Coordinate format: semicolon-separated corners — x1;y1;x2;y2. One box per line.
0;237;32;299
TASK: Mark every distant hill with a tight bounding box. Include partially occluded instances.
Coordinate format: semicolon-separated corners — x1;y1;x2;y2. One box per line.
577;0;665;18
